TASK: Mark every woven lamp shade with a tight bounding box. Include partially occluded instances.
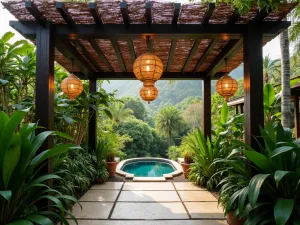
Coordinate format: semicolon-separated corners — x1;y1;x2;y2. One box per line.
61;74;84;101
139;81;158;104
133;52;163;82
216;74;238;102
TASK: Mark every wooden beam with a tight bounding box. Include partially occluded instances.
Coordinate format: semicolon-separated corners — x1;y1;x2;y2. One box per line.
294;95;300;138
56;2;75;27
10;21;291;40
120;2;130;28
172;3;181;26
243;28;264;150
75;71;227;80
182;39;202;73
193;39;217;73
56;40;93;78
202;78;211;139
166;39;177;72
35;22;54;174
251;7;270;23
25;1;46;27
227;9;240;25
206;39;243;77
127;39;136;62
111;39;127;72
145;2;152;27
88;79;97;150
202;3;215;25
89;39;114;72
71;40;103;72
88;2;103;27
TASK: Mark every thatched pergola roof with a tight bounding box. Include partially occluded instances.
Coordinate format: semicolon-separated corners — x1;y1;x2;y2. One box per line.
3;0;297;80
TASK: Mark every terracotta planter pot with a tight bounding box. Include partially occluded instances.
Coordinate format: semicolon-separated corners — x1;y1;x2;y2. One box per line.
227;211;245;225
106;161;118;177
181;162;191;179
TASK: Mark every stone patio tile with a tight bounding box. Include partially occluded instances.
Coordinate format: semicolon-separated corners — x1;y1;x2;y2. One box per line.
123;182;175;191
178;191;217;201
67;220;227;225
67;202;113;219
79;190;119;202
174;182;206;191
118;190;180;202
185;202;224;219
111;202;189;219
90;182;123;190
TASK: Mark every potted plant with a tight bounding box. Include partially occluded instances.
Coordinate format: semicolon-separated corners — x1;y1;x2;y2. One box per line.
106;151;118;177
181;151;194;178
95;139;109;183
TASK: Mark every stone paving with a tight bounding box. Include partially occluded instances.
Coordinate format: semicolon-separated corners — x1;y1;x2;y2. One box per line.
67;182;227;225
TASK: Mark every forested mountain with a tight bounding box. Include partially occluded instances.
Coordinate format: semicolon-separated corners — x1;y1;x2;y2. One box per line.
102;65;243;113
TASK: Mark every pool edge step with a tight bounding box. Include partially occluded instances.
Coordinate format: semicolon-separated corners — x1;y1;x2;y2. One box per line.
133;177;166;182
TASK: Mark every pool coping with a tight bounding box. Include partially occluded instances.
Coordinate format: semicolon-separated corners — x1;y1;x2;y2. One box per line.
116;157;183;181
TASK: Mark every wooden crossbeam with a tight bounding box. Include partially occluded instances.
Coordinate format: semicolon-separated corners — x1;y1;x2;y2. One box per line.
120;2;130;28
193;39;217;73
71;40;103;72
111;39;127;72
251;7;270;23
25;1;46;27
227;9;240;25
56;2;75;27
166;39;177;72
202;3;215;25
127;39;136;62
206;39;243;78
10;21;291;40
74;71;227;80
172;3;181;26
145;2;152;27
56;40;93;78
88;2;103;27
182;39;202;73
89;39;114;72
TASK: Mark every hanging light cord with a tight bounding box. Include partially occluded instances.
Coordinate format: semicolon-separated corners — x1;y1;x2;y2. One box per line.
71;58;75;75
146;36;151;53
224;58;228;76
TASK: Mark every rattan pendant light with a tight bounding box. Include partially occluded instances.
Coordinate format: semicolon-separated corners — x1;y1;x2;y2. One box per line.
61;59;83;101
216;59;238;102
133;36;163;82
139;81;158;104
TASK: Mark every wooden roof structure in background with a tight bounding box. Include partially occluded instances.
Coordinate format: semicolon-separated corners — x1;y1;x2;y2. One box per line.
3;0;297;80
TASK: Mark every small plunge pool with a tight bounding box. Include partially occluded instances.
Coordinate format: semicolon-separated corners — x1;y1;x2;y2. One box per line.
122;161;175;177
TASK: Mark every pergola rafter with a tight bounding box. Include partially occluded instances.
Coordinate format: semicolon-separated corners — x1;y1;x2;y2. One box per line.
5;0;296;152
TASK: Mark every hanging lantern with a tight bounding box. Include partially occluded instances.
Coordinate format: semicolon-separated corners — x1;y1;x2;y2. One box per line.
216;59;238;102
139;81;158;104
133;52;163;82
61;59;83;101
61;74;84;101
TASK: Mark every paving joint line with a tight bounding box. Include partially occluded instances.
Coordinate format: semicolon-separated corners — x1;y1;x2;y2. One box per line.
108;182;125;219
172;182;192;219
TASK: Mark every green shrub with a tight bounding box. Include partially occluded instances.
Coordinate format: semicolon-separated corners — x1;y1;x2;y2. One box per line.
219;121;300;224
0;110;78;225
167;145;181;161
54;147;97;197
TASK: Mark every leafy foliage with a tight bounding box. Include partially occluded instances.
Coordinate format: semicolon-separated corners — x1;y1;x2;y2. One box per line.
0;110;79;225
167;145;182;161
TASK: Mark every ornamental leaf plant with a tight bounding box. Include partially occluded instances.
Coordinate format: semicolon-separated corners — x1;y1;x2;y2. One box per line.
0;110;80;225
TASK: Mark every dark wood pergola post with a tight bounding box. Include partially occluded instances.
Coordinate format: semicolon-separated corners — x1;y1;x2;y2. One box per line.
243;27;264;149
240;104;244;114
294;95;300;138
35;22;55;172
235;105;239;114
202;78;211;139
88;79;97;150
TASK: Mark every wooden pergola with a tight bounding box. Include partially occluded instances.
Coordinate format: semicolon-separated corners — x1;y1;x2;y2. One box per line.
3;0;296;156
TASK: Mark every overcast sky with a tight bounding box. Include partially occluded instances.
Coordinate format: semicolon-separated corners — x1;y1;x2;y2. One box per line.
0;4;289;60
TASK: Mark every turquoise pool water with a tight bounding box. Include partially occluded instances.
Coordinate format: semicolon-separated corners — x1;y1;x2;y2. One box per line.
122;161;175;177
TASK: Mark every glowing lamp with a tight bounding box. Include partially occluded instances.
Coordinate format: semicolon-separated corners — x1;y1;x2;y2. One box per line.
139;81;158;104
61;74;83;101
216;74;238;102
